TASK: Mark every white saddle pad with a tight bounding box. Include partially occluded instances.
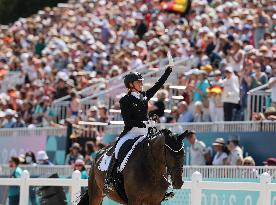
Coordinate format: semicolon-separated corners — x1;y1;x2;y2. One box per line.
98;135;146;172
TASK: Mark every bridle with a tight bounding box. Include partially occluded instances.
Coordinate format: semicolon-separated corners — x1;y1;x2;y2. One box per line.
164;135;184;180
165;144;184;153
147;129;184;184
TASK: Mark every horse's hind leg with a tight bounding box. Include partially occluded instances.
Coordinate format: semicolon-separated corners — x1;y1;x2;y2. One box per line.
89;167;104;205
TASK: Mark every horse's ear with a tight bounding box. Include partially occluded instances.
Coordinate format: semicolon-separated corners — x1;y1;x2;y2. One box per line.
178;130;189;141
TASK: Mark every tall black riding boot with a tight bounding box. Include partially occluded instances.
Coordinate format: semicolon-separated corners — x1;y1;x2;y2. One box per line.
104;155;117;193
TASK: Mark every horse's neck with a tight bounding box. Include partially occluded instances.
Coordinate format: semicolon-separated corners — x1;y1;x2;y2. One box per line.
149;134;166;172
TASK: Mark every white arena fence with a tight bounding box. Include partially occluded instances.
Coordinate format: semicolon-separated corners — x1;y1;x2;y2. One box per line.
0;170;86;205
1;165;276;180
0;170;276;205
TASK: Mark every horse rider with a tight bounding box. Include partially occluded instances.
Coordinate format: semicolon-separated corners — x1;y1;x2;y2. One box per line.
105;65;173;191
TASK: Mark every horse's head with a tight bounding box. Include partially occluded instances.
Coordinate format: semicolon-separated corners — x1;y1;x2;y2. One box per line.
162;129;187;189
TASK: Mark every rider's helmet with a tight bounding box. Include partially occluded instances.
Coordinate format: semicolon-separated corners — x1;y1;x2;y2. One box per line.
124;72;144;88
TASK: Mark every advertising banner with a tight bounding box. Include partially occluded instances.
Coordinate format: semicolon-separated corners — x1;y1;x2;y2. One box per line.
0;135;47;164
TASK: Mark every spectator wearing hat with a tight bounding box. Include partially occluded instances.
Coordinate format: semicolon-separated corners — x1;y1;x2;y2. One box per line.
86;106;99;122
74;159;88;179
207;85;224;122
177;101;193;123
263;157;276;166
226;136;243;165
212;138;228;165
193;101;211;122
2;109;16;128
109;65;121;78
12;113;26;128
252;107;276;121
8;156;22;205
129;51;143;70
208;70;224;121
205;33;216;56
222;66;240;121
33;96;56;127
263;107;276;121
65;143;84;165
187;130;211;165
227;40;244;72
36;150;53;165
190;70;210;103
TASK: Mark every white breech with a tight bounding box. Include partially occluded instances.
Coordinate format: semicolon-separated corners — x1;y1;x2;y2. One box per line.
115;127;147;159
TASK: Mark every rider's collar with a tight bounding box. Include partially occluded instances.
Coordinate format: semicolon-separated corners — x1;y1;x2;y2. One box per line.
131;91;142;99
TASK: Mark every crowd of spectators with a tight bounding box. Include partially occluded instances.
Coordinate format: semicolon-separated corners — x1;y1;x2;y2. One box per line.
0;0;275;128
186;130;276;169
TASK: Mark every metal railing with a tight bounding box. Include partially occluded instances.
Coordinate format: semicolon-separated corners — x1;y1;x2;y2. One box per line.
79;56;191;104
52;58;167;104
0;127;66;137
50;56;191;122
246;83;272;120
103;121;276;136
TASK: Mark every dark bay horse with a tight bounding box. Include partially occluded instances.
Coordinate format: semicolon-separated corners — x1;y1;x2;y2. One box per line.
79;129;187;205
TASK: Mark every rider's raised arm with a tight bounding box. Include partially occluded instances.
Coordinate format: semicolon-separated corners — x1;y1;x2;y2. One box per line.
145;66;172;100
120;96;146;128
